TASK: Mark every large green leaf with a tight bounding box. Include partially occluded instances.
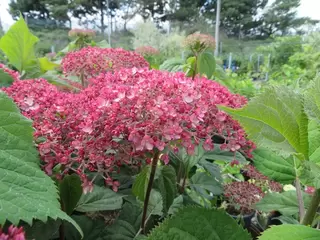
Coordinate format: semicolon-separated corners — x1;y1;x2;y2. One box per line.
0;68;15;87
299;161;320;188
38;57;60;72
159;58;184;72
59;174;83;215
75;185;123;212
259;225;320;240
0;16;38;72
190;172;223;199
0;92;82;236
219;87;309;159
308;120;320;163
132;166;150;201
154;165;177;213
252;148;295;184
197;51;216;78
255;191;311;216
147;207;251;240
304;77;320;123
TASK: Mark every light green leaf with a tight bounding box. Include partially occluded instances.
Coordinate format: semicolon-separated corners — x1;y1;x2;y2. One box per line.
190;172;223;199
168;195;184;215
253;148;295;184
0;92;82;237
255;191;311;216
41;71;80;91
0;68;15;87
147;207;251;240
75;185;123;212
154;165;177;213
59;174;83;215
259;225;320;240
38;57;60;72
148;190;164;216
159;58;184;72
304;77;320;122
197;51;216;78
132;166;150;201
219;87;309;158
0;16;38;72
308;120;320;163
95;40;110;48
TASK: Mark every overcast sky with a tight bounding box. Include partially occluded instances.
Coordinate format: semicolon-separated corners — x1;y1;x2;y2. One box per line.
0;0;319;30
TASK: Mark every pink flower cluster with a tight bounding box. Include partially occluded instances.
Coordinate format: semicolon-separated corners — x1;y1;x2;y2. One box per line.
61;47;149;80
0;225;25;240
0;64;20;82
4;68;254;191
184;33;216;52
135;46;160;56
68;28;96;38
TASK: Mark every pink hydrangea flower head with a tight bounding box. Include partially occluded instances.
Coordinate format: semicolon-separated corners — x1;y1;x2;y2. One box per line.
135;46;160;57
4;69;254;192
0;225;25;240
68;28;96;38
184;33;215;52
0;64;20;82
61;47;149;82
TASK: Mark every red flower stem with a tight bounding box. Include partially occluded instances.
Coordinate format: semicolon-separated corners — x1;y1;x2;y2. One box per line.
141;151;160;233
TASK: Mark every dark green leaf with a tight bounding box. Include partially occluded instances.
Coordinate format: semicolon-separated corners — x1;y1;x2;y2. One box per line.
59;174;83;215
75;185;123;212
0;68;15;87
203;144;247;163
132;166;150;201
190;172;223;199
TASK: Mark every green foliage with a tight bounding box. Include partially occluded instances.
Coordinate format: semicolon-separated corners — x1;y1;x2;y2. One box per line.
159;58;184;72
154;165;177;213
0;16;38;73
305;77;320;123
147;206;251;240
0;68;15;87
255;191;311;216
259;225;320;240
132;166;151;201
190;172;223;198
197;51;216;78
299;161;320;189
75;185;124;212
203;144;247;163
59;174;83;215
0;92;82;236
252;148;295;184
219;87;309;159
308;120;320;163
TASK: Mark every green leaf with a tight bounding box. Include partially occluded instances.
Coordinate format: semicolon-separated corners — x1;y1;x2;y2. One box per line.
308;120;320;163
219;87;309;159
203;144;247;163
154;165;177;213
252;148;295;184
148;190;164;216
198;159;223;183
159;58;184;72
304;77;320;123
168;195;184;215
75;185;123;212
0;68;15;87
0;16;38;72
255;191;311;216
197;51;216;78
273;215;300;225
259;225;320;240
41;71;80;91
38;57;59;72
59;174;83;215
132;166;150;201
23;219;61;240
147;207;251;240
299;161;320;188
0;92;82;237
95;40;110;48
190;172;223;199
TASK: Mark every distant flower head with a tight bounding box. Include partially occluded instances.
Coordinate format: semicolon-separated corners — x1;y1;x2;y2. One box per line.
135;46;160;57
0;64;20;82
224;181;264;214
61;47;149;81
184;33;215;53
68;28;96;38
0;225;25;240
305;186;315;195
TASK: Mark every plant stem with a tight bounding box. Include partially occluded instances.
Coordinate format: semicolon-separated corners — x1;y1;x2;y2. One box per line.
141;151;160;233
295;178;305;221
302;188;320;226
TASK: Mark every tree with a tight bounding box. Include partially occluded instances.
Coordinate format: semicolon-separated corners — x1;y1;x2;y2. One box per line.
9;0;70;29
261;0;317;37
